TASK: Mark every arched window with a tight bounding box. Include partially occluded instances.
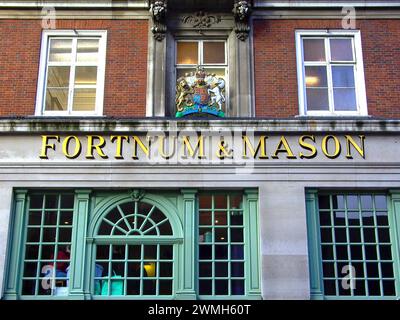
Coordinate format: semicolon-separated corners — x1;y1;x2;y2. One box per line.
93;200;176;297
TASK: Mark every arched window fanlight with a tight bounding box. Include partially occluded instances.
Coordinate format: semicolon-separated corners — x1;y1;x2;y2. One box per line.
94;199;176;297
97;201;173;236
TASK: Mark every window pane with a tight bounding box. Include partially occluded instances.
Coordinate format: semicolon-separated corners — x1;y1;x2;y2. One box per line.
159;280;172;295
199;262;212;277
199;280;212;295
231;280;244;295
28;211;42;226
199;195;212;209
214;212;227;226
330;39;354;61
305;66;328;87
203;42;225;64
375;195;387;210
332;66;355;88
333;88;357;111
303;39;326;62
45;66;70;111
177;42;198;65
77;39;99;63
47;66;70;88
74;66;98;86
306;88;329;111
361;195;373;210
72;89;96;111
215;195;227;209
332;66;356;112
49;39;72;63
199;211;212;225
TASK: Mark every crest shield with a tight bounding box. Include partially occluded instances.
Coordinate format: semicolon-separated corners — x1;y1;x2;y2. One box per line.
193;86;210;105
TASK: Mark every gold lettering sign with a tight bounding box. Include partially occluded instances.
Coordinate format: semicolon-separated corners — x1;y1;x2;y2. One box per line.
39;134;366;161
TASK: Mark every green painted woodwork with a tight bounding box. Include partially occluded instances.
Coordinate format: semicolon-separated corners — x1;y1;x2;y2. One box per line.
175;189;197;300
306;190;324;300
3;190;28;300
306;190;400;300
3;188;260;300
196;191;261;299
69;190;91;298
244;189;262;299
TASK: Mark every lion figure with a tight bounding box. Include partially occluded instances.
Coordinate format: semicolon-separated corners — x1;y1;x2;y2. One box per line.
176;77;194;112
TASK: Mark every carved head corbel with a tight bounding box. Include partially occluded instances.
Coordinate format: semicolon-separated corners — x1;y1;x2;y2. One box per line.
150;0;167;41
233;0;252;41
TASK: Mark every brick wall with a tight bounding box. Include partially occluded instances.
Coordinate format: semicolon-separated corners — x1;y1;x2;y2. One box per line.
1;18;400;119
0;19;148;117
253;19;400;118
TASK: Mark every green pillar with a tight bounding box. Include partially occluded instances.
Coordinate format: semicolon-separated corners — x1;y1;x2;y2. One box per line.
3;190;27;300
175;189;197;299
305;189;324;300
69;189;91;299
244;188;262;299
388;190;400;298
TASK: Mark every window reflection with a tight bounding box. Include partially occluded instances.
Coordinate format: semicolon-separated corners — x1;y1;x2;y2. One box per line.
317;193;396;297
198;194;245;296
22;193;74;297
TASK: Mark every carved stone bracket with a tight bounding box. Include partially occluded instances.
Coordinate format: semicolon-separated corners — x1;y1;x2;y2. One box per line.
233;0;252;41
130;189;146;202
182;11;222;34
150;0;167;41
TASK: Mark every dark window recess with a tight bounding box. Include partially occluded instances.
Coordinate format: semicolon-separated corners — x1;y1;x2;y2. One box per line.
317;193;396;298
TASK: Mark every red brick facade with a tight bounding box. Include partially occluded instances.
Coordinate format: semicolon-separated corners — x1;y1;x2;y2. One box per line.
1;18;400;119
0;19;148;117
253;19;400;118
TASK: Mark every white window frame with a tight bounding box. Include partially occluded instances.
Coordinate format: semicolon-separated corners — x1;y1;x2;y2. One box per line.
35;30;107;116
296;30;368;116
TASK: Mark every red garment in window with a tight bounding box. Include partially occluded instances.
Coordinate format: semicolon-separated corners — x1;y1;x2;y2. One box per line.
50;251;70;272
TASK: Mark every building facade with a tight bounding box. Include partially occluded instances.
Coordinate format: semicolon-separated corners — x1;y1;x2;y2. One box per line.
1;0;400;300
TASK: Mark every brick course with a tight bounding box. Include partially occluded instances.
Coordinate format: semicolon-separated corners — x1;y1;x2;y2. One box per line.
0;19;148;117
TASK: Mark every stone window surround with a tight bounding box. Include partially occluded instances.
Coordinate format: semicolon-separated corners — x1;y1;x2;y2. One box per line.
146;13;255;118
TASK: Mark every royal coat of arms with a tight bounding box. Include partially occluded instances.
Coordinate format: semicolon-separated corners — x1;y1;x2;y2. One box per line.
175;66;226;118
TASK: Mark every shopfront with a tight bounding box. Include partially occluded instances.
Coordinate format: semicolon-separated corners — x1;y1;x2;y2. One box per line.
0;119;400;300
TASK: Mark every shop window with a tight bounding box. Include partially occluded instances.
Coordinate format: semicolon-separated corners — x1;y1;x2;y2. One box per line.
307;192;400;299
93;201;175;297
198;193;246;297
5;190;260;300
35;30;107;116
21;193;75;297
296;31;367;116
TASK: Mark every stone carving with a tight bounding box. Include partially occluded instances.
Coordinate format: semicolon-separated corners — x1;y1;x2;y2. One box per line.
130;189;146;202
150;0;167;41
176;66;225;118
182;11;222;33
233;0;252;41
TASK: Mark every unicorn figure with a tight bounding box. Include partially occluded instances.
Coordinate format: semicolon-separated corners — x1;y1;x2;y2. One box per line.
208;78;226;110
